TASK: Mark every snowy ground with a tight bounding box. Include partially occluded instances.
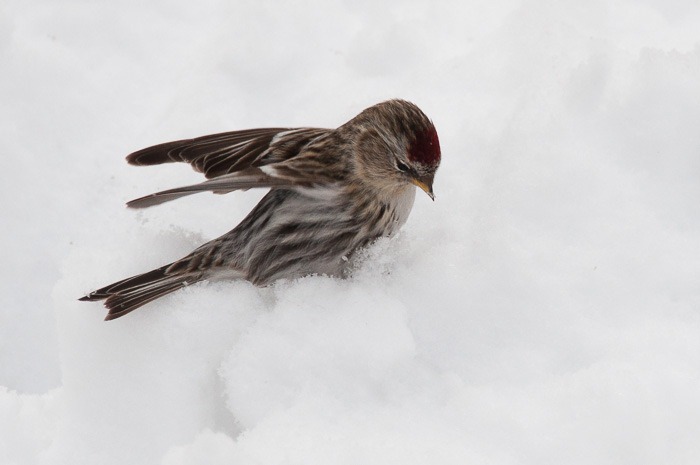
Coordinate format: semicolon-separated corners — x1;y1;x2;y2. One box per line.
2;0;700;463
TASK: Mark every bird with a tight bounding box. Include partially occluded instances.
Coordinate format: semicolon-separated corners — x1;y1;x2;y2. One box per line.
80;99;441;320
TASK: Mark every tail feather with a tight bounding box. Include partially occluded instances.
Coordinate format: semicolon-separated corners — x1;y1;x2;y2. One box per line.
80;263;203;320
103;278;189;320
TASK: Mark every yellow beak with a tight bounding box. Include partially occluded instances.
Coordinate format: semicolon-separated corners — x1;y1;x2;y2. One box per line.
411;178;435;201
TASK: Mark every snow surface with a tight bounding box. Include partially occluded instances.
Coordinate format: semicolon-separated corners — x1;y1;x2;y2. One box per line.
2;0;700;463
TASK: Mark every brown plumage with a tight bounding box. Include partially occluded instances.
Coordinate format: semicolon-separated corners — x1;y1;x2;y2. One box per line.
80;100;441;320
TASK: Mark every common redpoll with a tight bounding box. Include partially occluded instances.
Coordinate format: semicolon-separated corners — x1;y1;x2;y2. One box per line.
80;99;441;320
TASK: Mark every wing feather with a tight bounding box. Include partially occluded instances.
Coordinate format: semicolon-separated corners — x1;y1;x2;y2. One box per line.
124;126;341;208
126;168;297;208
126;127;329;179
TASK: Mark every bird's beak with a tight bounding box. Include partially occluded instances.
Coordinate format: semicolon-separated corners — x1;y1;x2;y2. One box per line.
411;176;435;201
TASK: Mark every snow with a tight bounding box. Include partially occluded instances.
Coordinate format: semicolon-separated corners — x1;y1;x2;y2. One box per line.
2;0;700;463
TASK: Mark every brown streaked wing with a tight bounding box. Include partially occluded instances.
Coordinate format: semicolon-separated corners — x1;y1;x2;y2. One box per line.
126;127;331;179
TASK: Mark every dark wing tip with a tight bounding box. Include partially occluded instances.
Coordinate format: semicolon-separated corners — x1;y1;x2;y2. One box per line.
126;140;185;166
125;152;143;165
125;193;175;209
125;148;150;165
79;292;106;302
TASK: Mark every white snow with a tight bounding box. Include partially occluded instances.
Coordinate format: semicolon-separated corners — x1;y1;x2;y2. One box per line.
2;0;700;463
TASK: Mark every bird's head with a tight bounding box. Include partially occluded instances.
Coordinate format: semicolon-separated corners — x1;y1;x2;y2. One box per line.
398;123;440;200
350;100;441;200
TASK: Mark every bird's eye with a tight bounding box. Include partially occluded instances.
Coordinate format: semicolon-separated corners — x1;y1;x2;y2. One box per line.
396;161;410;173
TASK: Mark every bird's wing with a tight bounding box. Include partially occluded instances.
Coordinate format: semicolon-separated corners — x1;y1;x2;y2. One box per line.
127;127;331;179
125;127;338;209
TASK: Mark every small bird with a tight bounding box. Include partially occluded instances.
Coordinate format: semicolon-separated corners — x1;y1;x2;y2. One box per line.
80;100;441;320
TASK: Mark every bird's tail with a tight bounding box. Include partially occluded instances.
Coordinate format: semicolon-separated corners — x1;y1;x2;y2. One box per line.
79;263;203;321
